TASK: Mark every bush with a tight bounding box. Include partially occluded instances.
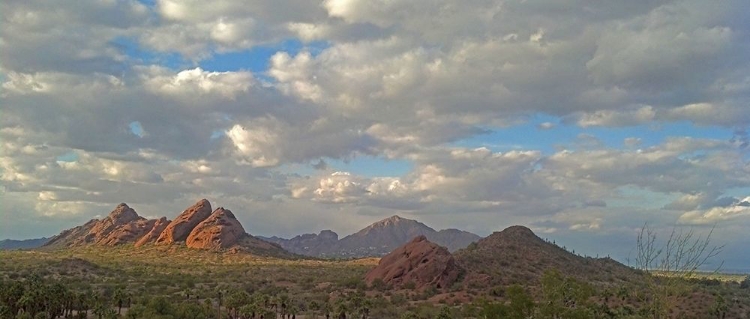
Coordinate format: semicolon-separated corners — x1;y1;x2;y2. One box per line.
370;278;386;291
741;275;750;289
339;276;366;290
403;281;416;290
489;286;504;297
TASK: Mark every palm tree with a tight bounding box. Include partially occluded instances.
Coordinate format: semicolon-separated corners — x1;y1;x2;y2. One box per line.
269;295;279;317
239;303;259;319
308;300;320;319
113;288;126;315
279;294;290;319
254;292;270;311
323;301;332;319
290;305;299;319
59;286;74;318
47;282;69;319
92;292;110;319
17;293;35;317
76;291;91;318
225;289;250;319
216;290;224;319
336;301;348;319
360;299;371;319
0;281;20;316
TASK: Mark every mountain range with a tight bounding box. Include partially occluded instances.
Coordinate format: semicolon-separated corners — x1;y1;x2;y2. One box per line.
259;215;481;257
8;199;480;259
0;237;50;250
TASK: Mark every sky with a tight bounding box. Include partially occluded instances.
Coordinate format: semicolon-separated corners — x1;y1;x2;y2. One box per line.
1;0;749;269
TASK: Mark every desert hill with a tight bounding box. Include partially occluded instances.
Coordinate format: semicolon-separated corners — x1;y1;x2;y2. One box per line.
262;215;481;258
363;225;639;291
43;199;290;257
453;225;637;288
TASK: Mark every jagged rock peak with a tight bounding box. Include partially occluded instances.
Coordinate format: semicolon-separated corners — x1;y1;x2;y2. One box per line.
186;207;246;250
106;203;140;223
134;217;171;248
155;199;213;244
369;215;410;228
98;219;156;246
214;207;235;219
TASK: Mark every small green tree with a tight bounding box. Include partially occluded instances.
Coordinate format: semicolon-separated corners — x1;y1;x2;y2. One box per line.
436;306;452;319
399;311;419;319
15;312;33;319
506;284;535;319
309;300;321;318
113;288;126;315
711;294;728;319
238;303;259;319
539;269;594;319
224;289;250;318
740;275;750;289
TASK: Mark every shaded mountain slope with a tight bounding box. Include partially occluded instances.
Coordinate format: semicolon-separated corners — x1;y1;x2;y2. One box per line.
454;226;638;288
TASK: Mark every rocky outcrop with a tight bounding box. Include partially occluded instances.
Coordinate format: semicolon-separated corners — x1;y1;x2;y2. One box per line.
44;219;99;248
82;203;143;245
98;219;156;246
41;199;294;258
134;217;171;247
155;199;212;245
44;204;145;247
365;236;463;290
186;208;246;250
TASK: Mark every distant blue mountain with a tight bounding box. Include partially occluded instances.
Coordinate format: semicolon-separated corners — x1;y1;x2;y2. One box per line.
0;238;49;250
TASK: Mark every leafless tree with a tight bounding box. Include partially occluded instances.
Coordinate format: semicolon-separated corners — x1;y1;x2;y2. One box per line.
632;223;724;319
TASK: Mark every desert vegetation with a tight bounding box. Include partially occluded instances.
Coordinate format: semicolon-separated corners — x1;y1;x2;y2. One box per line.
0;243;748;319
2;213;747;319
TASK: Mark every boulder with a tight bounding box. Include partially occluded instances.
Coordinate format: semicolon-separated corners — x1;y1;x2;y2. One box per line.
365;235;462;290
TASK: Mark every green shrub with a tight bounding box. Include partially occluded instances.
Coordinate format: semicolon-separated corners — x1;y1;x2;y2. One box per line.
740;275;750;289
